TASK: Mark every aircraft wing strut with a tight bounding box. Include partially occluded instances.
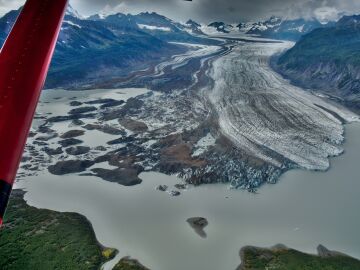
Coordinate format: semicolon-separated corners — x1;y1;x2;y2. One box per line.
0;0;68;226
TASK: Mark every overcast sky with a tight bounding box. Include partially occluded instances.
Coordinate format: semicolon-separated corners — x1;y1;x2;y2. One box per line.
1;0;360;23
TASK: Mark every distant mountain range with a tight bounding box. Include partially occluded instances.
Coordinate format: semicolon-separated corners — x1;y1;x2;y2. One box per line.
200;16;327;41
0;6;215;88
245;16;324;41
276;15;360;112
1;5;356;97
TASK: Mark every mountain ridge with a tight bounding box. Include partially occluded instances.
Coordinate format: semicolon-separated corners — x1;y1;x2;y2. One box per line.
276;14;360;112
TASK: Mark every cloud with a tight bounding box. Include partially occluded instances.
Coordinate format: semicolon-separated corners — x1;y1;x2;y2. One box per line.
314;6;340;22
1;0;360;23
0;0;24;16
86;0;360;23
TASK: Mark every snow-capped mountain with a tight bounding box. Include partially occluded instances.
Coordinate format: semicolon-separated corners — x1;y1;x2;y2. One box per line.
131;12;220;44
175;16;324;40
184;19;204;35
206;21;234;34
246;16;282;35
186;19;201;28
132;12;184;31
65;4;84;19
236;22;254;33
246;16;323;41
87;13;108;21
87;11;213;44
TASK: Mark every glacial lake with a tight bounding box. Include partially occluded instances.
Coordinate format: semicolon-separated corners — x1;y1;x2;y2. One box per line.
15;121;360;270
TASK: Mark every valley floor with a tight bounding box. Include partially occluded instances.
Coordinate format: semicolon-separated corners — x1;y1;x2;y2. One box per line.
17;35;359;191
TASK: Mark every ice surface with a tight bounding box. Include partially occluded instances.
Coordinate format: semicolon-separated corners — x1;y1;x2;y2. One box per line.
208;41;359;170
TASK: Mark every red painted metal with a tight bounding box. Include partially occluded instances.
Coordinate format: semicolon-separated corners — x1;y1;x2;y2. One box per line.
0;0;68;224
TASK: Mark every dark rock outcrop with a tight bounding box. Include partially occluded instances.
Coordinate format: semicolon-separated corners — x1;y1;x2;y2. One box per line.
186;217;208;238
44;147;64;156
83;124;126;135
112;257;150;270
60;130;85;139
47;113;96;123
90;168;142;186
70;119;85;126
35;134;58;141
94;146;107;152
59;138;83;147
65;146;91;155
118;118;148;133
69;101;83;106
101;98;144;121
48;160;95;175
100;100;125;109
169;190;181;197
156;185;168;192
85;98;117;105
107;136;136;145
174;183;187;190
68;106;97;115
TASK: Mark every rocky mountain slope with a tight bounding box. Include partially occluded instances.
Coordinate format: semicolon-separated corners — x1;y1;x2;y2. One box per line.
276;15;360;112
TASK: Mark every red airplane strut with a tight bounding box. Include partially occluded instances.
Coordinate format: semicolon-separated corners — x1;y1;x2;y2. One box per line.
0;0;68;226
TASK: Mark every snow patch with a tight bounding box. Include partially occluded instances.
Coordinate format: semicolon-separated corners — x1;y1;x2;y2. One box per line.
137;24;171;32
192;133;216;157
63;20;82;29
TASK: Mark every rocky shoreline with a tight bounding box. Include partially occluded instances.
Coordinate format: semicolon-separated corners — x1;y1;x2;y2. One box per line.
0;190;118;269
5;192;358;270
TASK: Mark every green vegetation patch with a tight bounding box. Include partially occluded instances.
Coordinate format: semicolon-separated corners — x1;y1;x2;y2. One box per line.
240;245;360;270
0;190;117;270
112;257;150;270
